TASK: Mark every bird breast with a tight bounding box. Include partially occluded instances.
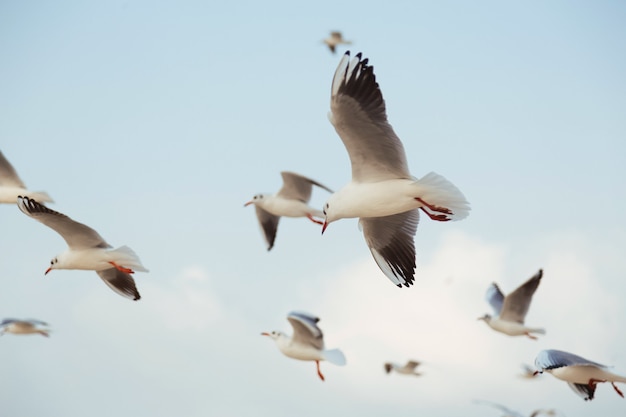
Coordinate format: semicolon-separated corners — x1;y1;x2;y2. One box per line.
549;365;624;384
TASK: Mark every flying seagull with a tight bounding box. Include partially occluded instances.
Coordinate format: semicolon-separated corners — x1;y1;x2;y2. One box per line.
245;171;332;250
0;151;53;204
261;311;346;381
321;51;470;287
17;196;148;301
478;269;545;339
0;319;50;337
384;360;422;376
535;349;626;401
323;31;352;54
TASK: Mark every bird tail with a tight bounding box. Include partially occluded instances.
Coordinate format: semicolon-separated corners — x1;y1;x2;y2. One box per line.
109;246;149;272
38;330;50;338
323;349;346;366
412;172;470;221
530;327;546;335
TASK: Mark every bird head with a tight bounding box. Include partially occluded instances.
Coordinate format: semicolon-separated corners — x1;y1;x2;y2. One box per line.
260;330;283;341
244;194;267;207
45;257;60;275
477;314;492;323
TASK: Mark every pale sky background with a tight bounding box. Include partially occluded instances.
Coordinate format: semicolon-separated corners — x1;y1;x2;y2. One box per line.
1;1;626;416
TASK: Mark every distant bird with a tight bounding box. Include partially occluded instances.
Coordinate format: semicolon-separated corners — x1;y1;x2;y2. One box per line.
261;311;346;381
0;319;50;337
535;349;626;401
323;31;352;54
474;400;561;417
17;196;148;301
519;363;539;379
321;51;470;287
244;171;332;250
384;360;422;376
0;151;53;204
478;269;545;339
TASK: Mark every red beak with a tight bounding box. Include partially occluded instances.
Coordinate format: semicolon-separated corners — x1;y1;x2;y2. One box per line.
260;332;270;336
244;201;253;207
45;267;52;275
321;221;328;235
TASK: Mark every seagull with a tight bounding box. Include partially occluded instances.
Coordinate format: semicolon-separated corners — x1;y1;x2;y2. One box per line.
474;400;561;417
261;311;346;381
535;349;626;401
0;151;53;204
323;31;352;54
384;360;422;376
0;319;50;337
244;171;332;250
17;196;148;301
321;51;470;287
519;363;539;379
478;269;545;339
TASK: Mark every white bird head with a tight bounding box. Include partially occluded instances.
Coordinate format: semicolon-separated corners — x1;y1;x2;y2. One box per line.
244;193;268;208
45;256;61;275
261;330;286;342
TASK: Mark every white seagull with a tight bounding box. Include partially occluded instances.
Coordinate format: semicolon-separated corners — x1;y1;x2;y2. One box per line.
535;349;626;401
1;319;50;337
17;196;148;301
261;311;346;381
245;171;332;250
321;51;470;287
478;269;545;339
0;151;53;204
323;31;352;54
384;360;422;376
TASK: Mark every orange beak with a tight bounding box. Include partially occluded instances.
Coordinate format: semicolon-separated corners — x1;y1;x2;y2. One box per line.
260;332;270;336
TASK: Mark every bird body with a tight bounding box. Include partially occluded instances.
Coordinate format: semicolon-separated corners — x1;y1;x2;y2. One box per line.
323;31;351;54
479;269;544;339
17;196;147;301
262;311;346;381
245;171;332;250
535;349;626;400
321;52;469;288
1;319;50;337
0;151;53;204
384;360;422;376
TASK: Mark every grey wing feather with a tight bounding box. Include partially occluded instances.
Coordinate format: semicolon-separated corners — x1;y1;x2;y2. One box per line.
0;318;19;326
535;349;607;371
17;196;110;249
329;52;410;182
405;360;421;370
277;172;332;202
287;312;324;350
499;269;542;323
96;268;141;301
360;209;419;288
0;152;26;187
25;319;49;326
485;283;505;315
254;206;279;251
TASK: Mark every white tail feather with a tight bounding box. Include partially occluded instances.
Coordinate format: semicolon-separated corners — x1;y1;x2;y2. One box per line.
413;172;470;220
109;245;149;272
323;348;347;366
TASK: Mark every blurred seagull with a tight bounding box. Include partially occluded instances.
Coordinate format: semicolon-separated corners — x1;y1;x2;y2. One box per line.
384;360;422;376
474;400;561;417
0;151;53;204
323;31;351;54
478;269;545;339
321;51;470;287
244;171;332;250
17;196;148;301
261;311;346;381
519;363;539;379
535;349;626;401
1;319;50;337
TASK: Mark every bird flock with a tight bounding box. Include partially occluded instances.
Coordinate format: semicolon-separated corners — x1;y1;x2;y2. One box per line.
2;31;625;414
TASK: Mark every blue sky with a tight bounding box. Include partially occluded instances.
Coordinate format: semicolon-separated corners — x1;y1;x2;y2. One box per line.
1;1;626;416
